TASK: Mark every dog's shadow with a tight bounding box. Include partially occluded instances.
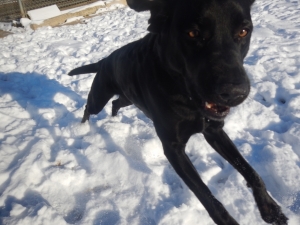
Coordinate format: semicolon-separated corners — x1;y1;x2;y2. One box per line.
0;72;97;223
0;72;157;224
0;71;90;167
0;190;50;222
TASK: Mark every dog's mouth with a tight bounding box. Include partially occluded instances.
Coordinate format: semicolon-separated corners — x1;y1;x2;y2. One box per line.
203;101;230;119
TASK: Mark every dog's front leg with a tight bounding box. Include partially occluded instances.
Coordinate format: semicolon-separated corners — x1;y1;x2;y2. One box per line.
160;140;239;225
203;127;288;225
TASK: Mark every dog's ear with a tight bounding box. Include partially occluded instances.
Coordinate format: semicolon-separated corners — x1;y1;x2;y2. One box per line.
127;0;170;33
147;7;169;33
127;0;164;12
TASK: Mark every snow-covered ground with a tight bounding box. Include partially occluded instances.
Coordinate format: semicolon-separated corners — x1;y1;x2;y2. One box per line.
0;0;300;224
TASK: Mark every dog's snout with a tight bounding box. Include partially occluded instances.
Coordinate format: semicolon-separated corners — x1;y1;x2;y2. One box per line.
217;83;250;106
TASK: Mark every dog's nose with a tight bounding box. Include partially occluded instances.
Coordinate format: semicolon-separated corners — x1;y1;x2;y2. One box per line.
216;83;250;106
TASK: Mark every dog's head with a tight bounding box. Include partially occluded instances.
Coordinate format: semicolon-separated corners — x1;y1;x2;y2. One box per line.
128;0;255;121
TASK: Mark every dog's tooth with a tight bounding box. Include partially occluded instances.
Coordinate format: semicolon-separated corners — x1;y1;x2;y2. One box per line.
205;102;213;108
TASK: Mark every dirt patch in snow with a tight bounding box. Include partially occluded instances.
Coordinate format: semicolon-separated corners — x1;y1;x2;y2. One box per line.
0;30;13;38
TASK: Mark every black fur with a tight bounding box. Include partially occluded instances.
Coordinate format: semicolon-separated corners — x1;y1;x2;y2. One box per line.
69;0;288;224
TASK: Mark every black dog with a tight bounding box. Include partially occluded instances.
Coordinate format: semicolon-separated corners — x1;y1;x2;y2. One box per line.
68;0;288;224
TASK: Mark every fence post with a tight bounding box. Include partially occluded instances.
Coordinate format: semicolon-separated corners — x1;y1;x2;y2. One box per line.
17;0;26;18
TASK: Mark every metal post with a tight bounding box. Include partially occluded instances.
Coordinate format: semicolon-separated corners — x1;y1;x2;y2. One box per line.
17;0;26;18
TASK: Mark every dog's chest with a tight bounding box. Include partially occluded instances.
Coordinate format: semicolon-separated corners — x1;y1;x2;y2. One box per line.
169;95;201;120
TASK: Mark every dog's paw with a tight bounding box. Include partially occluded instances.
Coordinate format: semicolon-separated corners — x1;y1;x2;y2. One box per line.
112;107;118;117
262;204;288;225
81;109;90;123
271;212;288;225
255;192;288;225
111;99;119;116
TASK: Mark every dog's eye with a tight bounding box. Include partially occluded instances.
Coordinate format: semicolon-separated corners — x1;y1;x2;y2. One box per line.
188;30;200;38
238;29;249;38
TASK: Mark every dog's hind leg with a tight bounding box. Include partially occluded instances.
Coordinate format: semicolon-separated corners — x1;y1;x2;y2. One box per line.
82;73;115;123
81;105;91;123
112;95;132;116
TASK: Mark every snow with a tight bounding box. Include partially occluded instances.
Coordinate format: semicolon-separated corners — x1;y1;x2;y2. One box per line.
19;18;32;27
65;16;85;24
0;22;12;32
0;0;300;224
27;5;61;21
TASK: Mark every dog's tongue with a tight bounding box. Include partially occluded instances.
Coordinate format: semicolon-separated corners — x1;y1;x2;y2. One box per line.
205;102;229;114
